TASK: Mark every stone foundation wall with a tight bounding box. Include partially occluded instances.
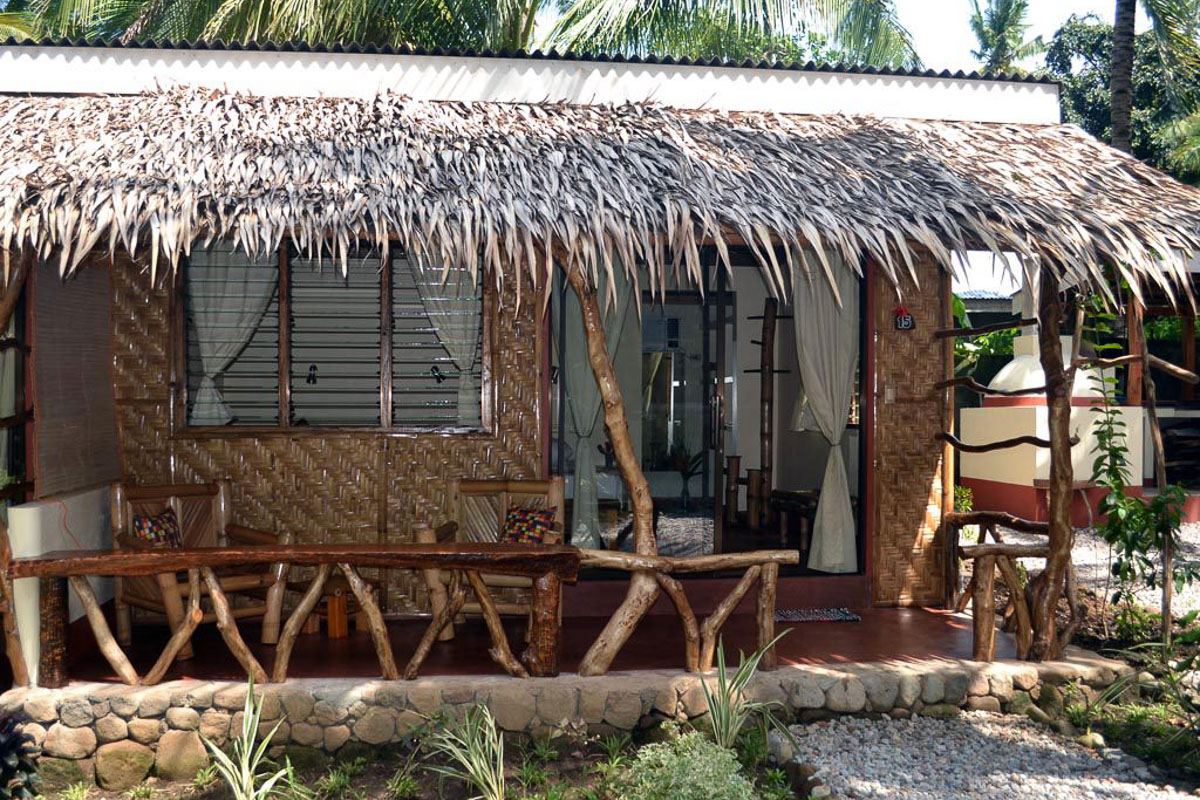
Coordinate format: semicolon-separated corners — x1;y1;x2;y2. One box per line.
1;650;1130;791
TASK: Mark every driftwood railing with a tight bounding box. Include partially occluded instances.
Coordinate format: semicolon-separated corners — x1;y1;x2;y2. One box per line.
944;511;1082;661
578;549;799;672
6;543;579;688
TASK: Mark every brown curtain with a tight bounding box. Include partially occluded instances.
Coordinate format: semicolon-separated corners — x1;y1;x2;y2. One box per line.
33;262;120;497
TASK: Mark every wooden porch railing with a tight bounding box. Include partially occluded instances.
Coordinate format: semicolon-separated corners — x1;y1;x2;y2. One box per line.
6;543;580;688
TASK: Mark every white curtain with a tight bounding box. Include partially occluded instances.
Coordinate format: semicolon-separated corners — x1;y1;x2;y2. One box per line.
562;270;633;549
416;265;482;426
186;244;277;426
792;257;859;574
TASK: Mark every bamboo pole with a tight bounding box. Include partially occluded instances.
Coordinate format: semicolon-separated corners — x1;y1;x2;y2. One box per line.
272;564;332;683
759;298;777;529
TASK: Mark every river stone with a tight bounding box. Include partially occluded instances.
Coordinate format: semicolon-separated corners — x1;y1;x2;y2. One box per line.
1025;704;1052;725
58;697;94;728
155;730;209;780
21;722;45;748
323;725;351;752
917;703;961;719
897;674;921;708
604;693;643;730
108;693;139;719
213;685;249;711
279;689;315;722
943;672;970;705
921;674;945;704
791;676;826;709
128;718;166;745
406;687;442;716
166;707;201;731
22;692;57;724
537;685;578;723
138;690;171;718
312;700;348;726
989;672;1014;701
966;696;1001;713
171;684;215;709
1006;690;1034;715
95;740;154;791
825;679;867;713
1038;684;1065;717
199;710;231;743
967;671;991;697
352;707;395;745
861;673;899;711
488;686;537;731
43;723;97;758
95;714;128;744
38;757;93;791
290;722;323;748
580;688;608;724
395;710;424;736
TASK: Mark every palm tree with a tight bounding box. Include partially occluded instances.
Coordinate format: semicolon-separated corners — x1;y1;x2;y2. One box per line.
0;0;33;39
968;0;1044;73
1111;0;1200;153
29;0;918;69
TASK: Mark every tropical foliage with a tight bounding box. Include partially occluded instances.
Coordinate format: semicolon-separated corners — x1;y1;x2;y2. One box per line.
968;0;1044;73
19;0;918;69
1046;14;1200;179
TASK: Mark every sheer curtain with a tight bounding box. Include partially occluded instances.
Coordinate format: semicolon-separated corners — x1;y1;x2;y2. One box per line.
792;256;859;573
415;264;482;426
186;243;277;426
562;270;633;548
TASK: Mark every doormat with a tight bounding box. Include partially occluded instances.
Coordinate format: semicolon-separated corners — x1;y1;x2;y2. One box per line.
775;607;861;623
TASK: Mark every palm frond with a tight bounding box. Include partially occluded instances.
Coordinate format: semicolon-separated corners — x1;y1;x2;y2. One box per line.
0;10;34;38
1142;0;1200;112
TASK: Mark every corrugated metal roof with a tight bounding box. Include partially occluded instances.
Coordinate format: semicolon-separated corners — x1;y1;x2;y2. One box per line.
0;37;1059;85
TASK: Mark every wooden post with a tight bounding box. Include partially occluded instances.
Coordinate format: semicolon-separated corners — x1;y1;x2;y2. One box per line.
1030;270;1074;661
405;572;466;680
465;571;528;678
339;564;398;680
1127;298;1144;406
746;470;763;531
144;570;203;686
38;577;68;688
757;562;779;670
200;567;269;684
699;566;762;671
759;298;777;529
524;572;562;678
724;456;741;525
1138;314;1174;648
564;264;661;677
656;573;699;673
1183;314;1196;403
68;575;139;685
972;555;996;661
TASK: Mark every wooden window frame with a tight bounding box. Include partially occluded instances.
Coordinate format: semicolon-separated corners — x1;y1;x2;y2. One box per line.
170;246;496;437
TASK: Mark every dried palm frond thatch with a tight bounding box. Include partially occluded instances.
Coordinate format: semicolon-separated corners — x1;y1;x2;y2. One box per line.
1;87;1198;302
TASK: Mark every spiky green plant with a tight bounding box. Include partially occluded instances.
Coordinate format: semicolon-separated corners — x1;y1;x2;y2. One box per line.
0;716;39;800
200;675;287;800
425;705;506;800
700;634;795;751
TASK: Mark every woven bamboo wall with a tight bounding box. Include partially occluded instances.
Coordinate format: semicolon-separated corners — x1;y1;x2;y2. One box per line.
871;251;951;606
110;253;543;612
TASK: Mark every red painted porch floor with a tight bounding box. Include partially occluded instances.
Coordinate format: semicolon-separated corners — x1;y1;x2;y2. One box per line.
66;608;1015;683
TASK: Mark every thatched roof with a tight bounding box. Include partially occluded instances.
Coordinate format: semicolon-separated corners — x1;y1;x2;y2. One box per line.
1;87;1198;302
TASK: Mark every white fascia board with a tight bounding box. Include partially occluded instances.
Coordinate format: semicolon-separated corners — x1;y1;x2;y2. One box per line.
0;44;1062;124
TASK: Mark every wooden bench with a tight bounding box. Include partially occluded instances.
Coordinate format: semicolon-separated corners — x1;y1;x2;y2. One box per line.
8;543;580;687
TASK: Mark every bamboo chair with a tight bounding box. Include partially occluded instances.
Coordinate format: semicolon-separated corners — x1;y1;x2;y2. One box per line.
417;477;564;641
112;480;291;659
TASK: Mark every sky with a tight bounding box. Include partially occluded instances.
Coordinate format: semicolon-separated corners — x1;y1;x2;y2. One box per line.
896;0;1148;74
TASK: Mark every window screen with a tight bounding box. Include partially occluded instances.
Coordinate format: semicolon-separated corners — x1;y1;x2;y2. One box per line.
185;241;279;426
392;258;483;427
290;254;383;427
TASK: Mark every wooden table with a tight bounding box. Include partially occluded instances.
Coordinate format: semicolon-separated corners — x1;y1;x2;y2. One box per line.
8;542;580;687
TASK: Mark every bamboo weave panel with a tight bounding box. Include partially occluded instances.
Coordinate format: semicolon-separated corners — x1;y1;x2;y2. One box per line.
871;252;949;606
111;253;542;612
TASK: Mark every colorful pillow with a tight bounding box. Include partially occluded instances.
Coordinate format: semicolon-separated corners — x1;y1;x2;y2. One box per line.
132;508;183;548
501;506;556;545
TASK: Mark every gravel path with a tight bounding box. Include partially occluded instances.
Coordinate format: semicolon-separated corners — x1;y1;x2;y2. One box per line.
1004;522;1200;612
790;713;1188;799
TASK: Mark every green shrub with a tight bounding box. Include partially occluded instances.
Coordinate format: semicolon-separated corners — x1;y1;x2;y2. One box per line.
612;726;755;800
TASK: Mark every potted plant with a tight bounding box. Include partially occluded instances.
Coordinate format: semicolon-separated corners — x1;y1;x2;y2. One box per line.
669;443;705;512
